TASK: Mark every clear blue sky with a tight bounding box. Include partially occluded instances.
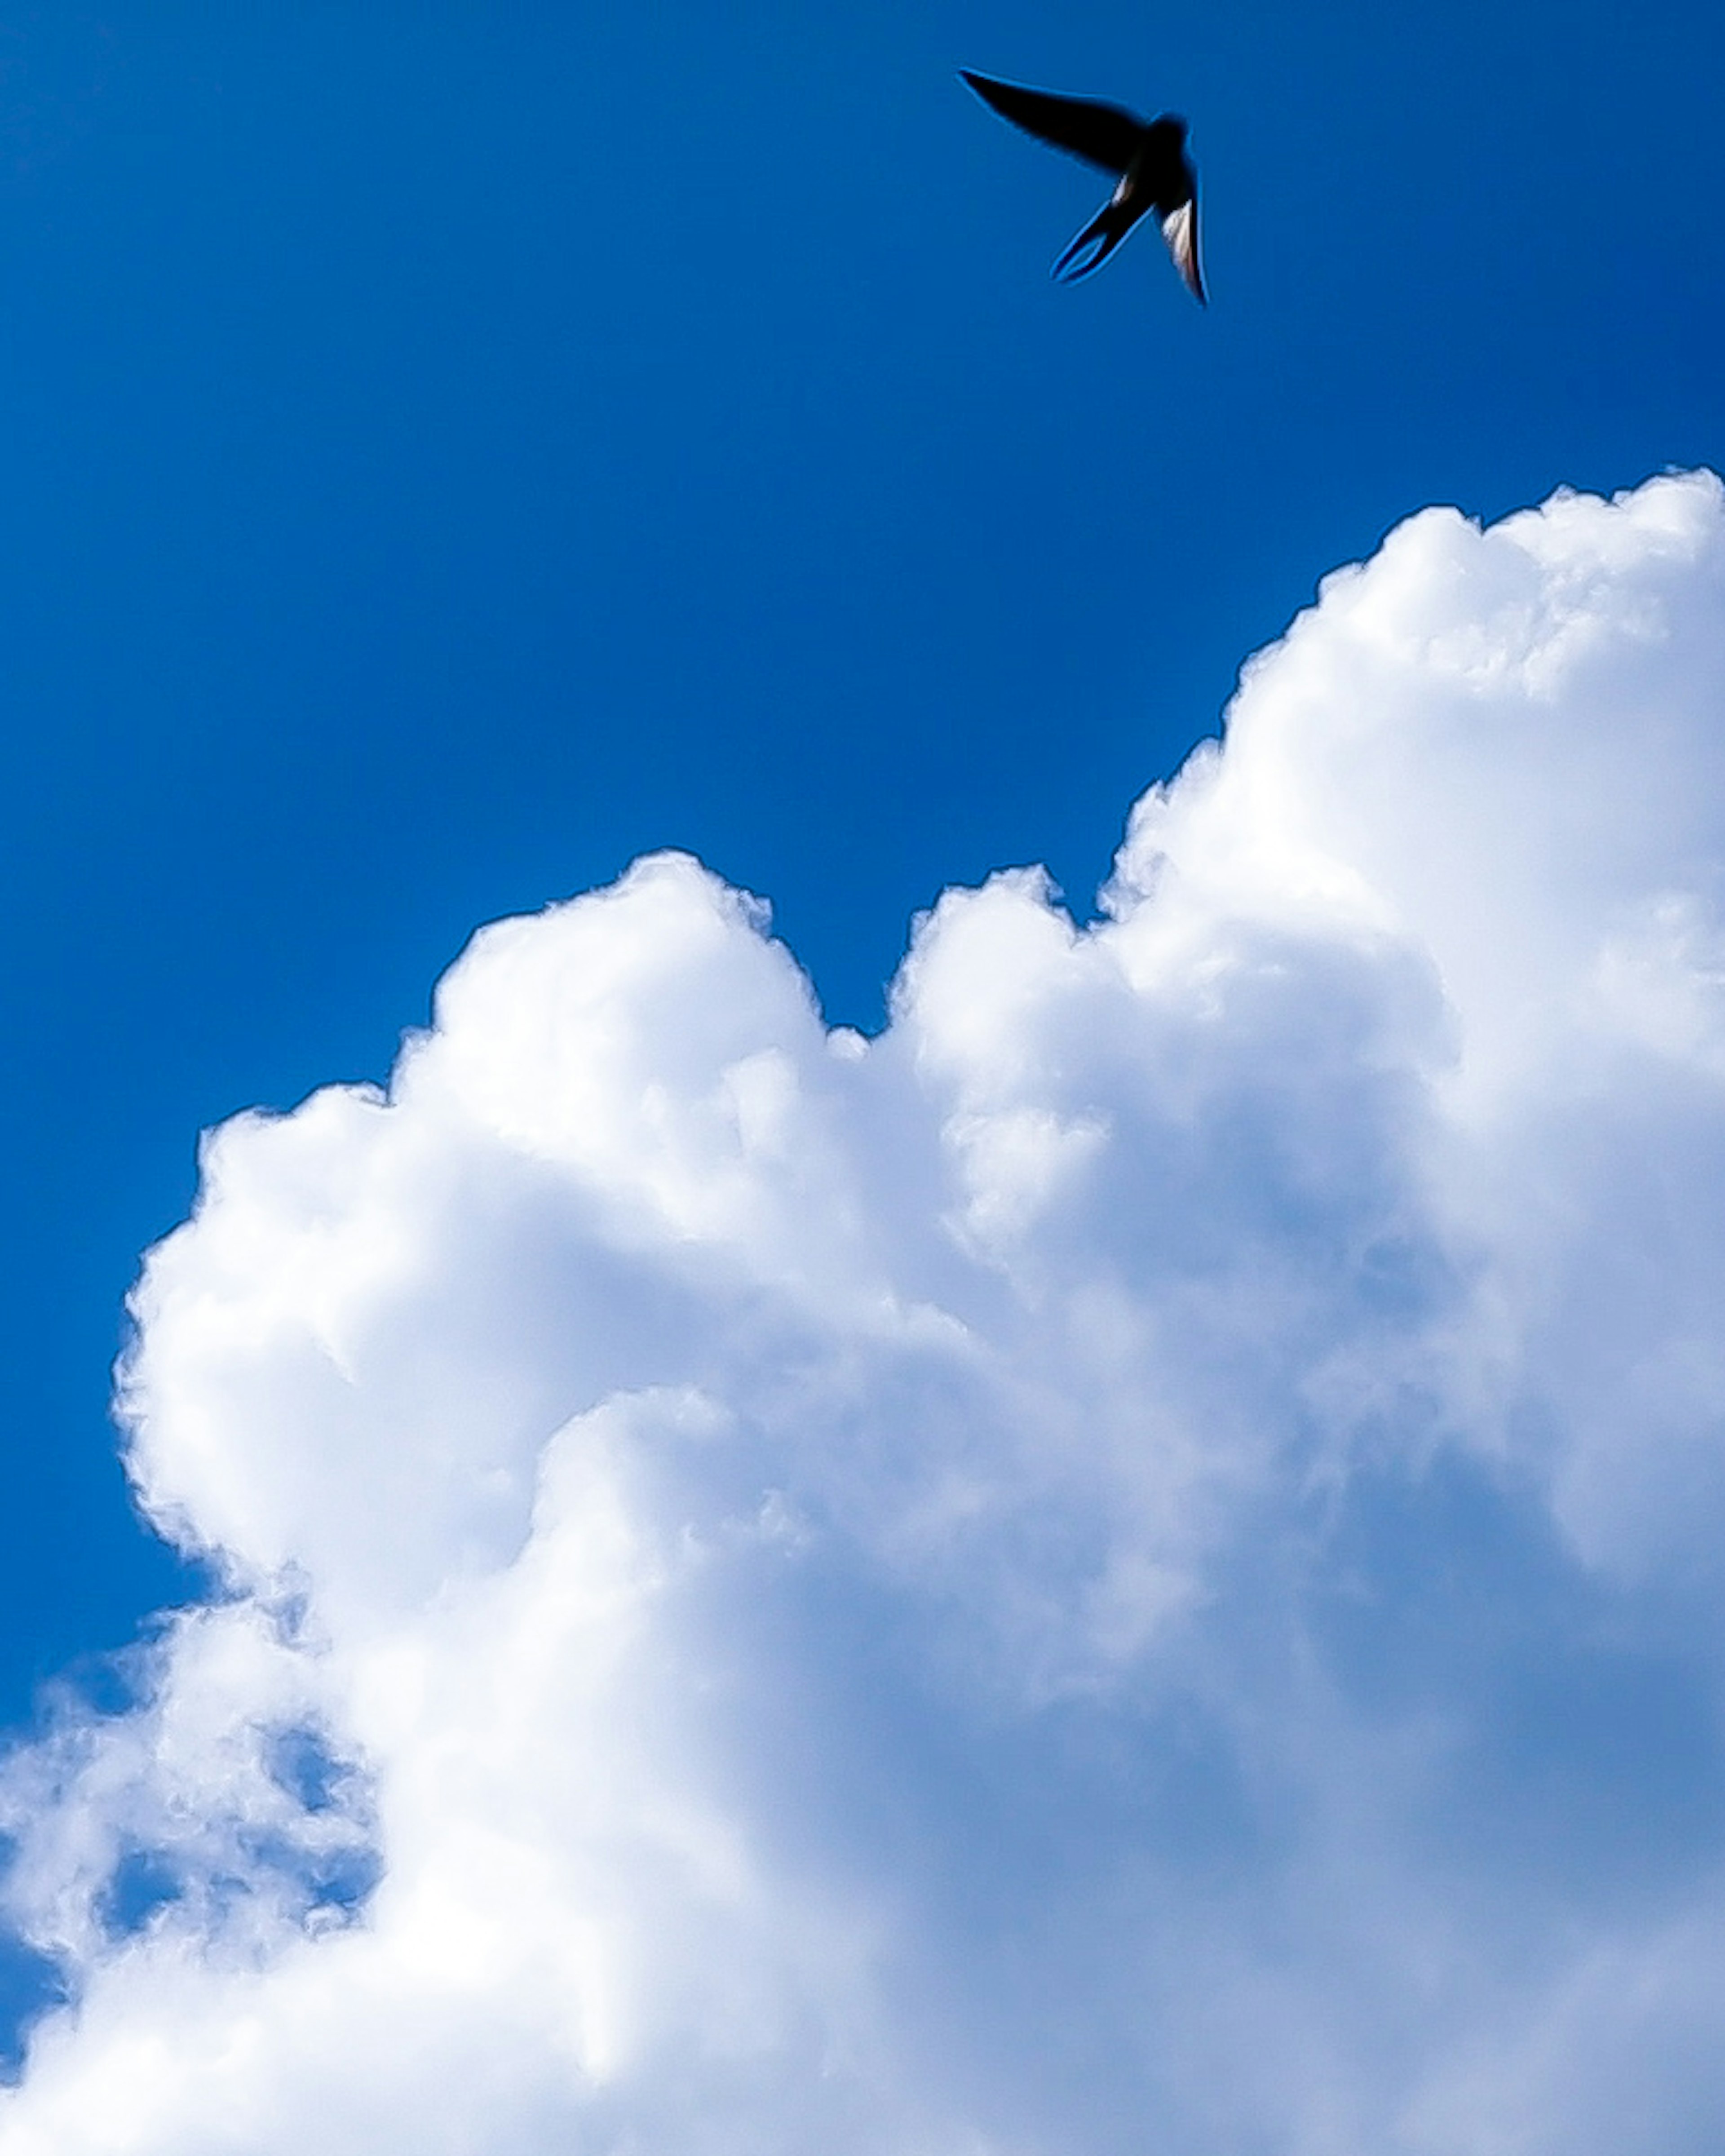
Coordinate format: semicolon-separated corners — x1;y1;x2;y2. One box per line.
0;0;1718;1725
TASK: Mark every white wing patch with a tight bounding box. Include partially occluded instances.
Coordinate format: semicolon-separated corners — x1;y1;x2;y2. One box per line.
1160;199;1205;303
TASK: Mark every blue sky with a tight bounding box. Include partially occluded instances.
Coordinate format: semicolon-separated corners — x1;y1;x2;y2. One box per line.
0;4;1723;2141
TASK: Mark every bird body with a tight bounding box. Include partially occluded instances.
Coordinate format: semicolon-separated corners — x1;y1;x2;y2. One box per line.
961;71;1205;302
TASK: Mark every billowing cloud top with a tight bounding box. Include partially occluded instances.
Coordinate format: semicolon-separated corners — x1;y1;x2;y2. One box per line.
4;474;1725;2153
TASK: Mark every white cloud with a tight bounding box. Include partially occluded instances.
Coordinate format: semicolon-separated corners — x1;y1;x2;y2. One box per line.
4;473;1725;2152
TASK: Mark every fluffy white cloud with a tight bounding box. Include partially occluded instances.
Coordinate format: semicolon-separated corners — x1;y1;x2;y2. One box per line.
4;473;1725;2153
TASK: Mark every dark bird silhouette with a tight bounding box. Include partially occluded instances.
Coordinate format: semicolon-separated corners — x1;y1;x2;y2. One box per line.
961;71;1205;302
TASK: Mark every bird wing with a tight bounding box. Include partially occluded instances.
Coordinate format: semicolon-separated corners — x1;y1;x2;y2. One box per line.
960;72;1144;175
1160;197;1206;304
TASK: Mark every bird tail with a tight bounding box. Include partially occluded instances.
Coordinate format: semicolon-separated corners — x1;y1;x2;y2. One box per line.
1050;201;1132;283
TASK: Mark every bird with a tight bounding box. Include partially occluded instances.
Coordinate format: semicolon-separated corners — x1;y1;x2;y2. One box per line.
960;71;1205;303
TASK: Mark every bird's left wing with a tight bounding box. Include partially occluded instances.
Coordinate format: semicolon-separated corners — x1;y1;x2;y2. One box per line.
960;72;1144;174
1160;198;1206;304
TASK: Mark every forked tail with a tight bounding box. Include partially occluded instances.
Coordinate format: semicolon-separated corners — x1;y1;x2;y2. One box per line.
1050;201;1133;283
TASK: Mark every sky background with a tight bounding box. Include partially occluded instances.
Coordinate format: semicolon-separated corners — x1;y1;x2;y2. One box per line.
0;6;1724;2141
0;0;1721;1766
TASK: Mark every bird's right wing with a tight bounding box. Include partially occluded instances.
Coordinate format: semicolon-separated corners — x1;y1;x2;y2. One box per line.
960;72;1144;174
1160;198;1206;304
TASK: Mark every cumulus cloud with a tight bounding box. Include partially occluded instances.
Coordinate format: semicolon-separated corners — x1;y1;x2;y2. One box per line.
4;473;1725;2152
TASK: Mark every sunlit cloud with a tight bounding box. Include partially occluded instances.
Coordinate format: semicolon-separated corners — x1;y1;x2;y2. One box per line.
4;472;1725;2154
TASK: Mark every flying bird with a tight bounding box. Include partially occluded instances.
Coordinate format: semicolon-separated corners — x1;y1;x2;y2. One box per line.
960;71;1205;302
